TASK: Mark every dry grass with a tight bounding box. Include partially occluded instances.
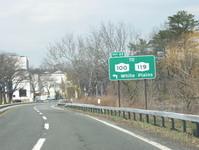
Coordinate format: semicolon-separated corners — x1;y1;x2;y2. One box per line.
73;95;146;108
73;95;118;107
74;96;199;115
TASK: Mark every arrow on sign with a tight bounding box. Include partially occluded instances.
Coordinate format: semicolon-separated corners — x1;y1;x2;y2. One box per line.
113;74;118;79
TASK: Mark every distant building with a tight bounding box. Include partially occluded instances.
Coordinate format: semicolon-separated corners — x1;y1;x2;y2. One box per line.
12;56;30;102
12;56;71;102
34;71;68;101
16;56;29;70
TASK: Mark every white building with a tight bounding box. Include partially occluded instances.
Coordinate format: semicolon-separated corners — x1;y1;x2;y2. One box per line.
12;56;69;102
15;56;29;70
34;71;68;101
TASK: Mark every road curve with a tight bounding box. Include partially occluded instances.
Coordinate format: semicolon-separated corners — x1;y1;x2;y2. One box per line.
0;103;192;150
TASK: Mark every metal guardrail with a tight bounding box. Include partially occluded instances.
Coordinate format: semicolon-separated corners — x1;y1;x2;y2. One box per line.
0;102;34;112
58;103;199;137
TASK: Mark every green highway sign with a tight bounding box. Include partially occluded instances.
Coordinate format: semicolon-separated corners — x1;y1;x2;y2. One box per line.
111;52;125;57
109;55;156;80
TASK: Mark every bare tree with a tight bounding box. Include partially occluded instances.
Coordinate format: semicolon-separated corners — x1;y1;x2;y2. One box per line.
0;52;29;103
44;22;139;98
163;32;199;111
85;22;138;95
40;73;57;97
28;68;41;101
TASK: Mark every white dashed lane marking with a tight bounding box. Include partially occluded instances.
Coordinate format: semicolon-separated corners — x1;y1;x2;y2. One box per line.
44;123;49;130
33;106;40;113
32;138;46;150
43;116;47;120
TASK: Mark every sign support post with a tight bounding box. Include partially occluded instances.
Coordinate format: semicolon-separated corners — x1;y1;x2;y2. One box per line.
144;79;147;110
118;80;121;107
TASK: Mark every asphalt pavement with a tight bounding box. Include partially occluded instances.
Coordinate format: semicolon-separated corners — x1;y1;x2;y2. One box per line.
0;103;195;150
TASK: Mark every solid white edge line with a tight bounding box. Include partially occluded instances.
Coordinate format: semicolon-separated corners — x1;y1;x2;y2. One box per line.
44;123;49;130
32;138;46;150
84;115;172;150
43;116;47;120
51;105;64;110
52;105;171;149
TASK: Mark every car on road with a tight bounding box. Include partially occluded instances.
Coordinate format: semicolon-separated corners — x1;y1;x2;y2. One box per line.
36;99;43;103
13;99;22;103
58;99;70;103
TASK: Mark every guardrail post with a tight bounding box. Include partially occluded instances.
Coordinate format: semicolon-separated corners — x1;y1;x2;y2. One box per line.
171;118;175;130
119;111;121;117
128;112;131;120
139;113;142;121
153;116;157;126
123;111;125;119
192;122;199;137
146;114;149;123
161;117;165;127
196;123;199;138
133;113;136;121
182;120;186;132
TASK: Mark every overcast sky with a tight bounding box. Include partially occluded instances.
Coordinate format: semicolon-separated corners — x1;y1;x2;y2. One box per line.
0;0;199;68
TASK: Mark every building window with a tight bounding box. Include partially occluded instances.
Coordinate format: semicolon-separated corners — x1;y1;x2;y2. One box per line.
19;89;27;97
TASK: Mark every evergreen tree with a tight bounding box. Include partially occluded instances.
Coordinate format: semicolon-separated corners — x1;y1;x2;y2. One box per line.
150;10;199;55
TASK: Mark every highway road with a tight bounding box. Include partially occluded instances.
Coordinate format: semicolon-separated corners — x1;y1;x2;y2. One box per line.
0;103;193;150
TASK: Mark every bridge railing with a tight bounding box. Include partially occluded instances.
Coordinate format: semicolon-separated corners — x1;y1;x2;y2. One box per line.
58;103;199;138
